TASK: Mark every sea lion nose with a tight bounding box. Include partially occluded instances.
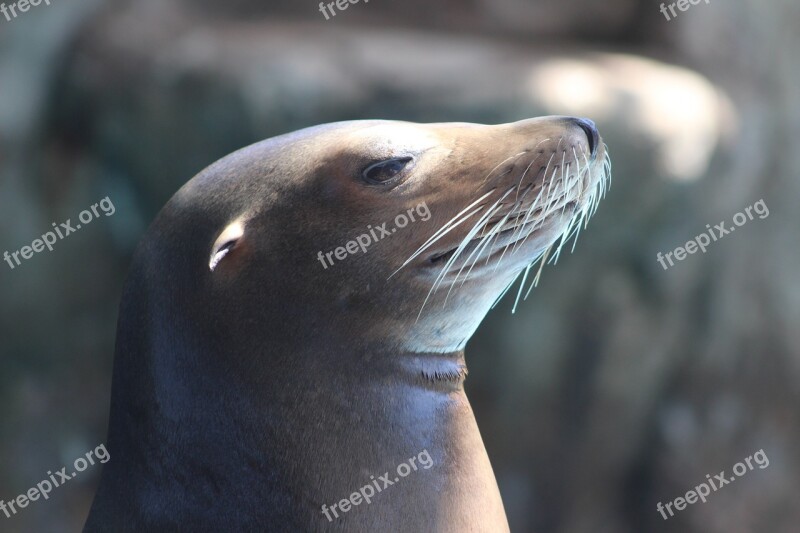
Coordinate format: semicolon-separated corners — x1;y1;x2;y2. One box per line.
572;118;599;159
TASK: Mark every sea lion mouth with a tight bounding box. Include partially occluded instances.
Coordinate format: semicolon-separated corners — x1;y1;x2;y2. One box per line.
427;200;580;267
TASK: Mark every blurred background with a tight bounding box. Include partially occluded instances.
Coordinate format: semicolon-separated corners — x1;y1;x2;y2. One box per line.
1;0;798;531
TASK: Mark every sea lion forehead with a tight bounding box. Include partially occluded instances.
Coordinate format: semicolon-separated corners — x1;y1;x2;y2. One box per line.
339;121;444;156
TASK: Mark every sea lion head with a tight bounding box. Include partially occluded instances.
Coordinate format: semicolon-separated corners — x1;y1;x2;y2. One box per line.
149;117;609;365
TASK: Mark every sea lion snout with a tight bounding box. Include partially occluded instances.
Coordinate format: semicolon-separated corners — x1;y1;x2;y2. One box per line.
501;115;602;163
409;116;608;271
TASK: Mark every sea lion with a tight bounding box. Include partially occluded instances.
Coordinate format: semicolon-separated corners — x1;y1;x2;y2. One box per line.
84;117;609;532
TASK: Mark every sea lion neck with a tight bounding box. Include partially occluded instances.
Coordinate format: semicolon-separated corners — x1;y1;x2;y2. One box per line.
392;349;469;392
226;336;470;394
329;345;470;392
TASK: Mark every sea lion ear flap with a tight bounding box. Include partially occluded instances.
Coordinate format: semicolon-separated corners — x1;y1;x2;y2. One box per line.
209;220;245;272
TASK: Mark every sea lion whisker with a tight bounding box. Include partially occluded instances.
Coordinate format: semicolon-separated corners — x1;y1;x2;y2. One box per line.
515;166;560;252
390;190;495;277
509;244;549;311
422;192;512;315
508;183;550;257
553;205;583;263
440;190;516;301
457;207;517;288
448;209;507;294
503;154;555;244
551;148;611;263
491;271;522;310
490;183;536;245
558;163;573;219
506;148;554;248
436;190;515;285
511;263;533;313
539;168;560;219
420;229;484;316
524;245;553;300
560;190;592;257
513;147;544;201
579;147;601;220
391;206;484;278
514;139;550;194
570;211;587;253
407;189;494;253
573;146;585;194
476;151;527;191
487;181;537;264
551;206;581;264
523;172;582;273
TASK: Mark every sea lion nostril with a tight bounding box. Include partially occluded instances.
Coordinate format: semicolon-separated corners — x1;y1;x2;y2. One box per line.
573;118;599;159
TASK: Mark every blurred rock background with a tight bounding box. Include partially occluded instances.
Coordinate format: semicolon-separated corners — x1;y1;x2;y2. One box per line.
0;0;797;531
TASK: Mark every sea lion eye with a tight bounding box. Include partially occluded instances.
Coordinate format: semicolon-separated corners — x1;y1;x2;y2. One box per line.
362;157;413;184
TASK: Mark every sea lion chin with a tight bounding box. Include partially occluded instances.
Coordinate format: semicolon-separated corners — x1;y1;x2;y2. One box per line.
85;116;609;532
